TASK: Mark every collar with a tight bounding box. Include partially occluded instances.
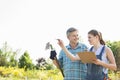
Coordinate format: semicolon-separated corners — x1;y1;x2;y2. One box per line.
66;43;82;50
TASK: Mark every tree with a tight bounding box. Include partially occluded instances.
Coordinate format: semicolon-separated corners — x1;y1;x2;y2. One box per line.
8;51;18;67
36;57;55;70
18;51;34;71
36;57;47;70
0;42;18;67
0;50;8;66
106;41;120;71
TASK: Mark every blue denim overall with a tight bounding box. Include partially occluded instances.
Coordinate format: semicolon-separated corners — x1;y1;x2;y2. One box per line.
87;46;107;80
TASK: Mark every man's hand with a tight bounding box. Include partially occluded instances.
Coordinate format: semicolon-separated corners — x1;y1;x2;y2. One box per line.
50;50;57;60
57;39;65;48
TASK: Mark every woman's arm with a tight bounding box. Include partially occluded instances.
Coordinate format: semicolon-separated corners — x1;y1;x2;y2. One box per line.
57;39;80;61
103;47;117;70
93;47;117;71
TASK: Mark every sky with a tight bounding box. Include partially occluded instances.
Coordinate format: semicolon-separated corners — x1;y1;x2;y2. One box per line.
0;0;120;64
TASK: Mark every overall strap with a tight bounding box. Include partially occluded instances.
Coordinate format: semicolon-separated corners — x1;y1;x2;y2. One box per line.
99;45;105;60
90;45;105;60
90;46;94;51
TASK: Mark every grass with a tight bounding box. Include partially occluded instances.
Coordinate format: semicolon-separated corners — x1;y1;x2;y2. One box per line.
0;66;119;80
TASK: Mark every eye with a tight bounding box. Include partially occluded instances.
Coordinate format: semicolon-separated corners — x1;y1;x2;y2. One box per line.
88;36;91;39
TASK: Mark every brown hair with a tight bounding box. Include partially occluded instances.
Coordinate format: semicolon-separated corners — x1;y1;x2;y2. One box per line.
88;29;105;45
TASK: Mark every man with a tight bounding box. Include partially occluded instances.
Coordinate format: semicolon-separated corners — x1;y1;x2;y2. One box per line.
50;27;87;80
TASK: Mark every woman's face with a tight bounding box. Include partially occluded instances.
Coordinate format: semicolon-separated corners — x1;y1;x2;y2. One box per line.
88;34;98;45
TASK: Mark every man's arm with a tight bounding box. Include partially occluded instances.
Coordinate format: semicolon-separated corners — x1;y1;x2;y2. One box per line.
50;50;64;77
57;39;80;61
52;59;60;68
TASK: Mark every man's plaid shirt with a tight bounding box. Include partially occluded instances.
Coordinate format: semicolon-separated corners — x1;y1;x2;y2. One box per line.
58;43;87;80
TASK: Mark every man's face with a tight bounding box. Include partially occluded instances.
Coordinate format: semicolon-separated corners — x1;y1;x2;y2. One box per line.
67;31;79;44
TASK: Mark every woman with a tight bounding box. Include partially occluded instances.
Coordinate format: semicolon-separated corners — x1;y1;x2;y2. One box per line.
57;29;117;80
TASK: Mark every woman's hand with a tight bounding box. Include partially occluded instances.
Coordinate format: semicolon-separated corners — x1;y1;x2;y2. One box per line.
92;59;103;65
